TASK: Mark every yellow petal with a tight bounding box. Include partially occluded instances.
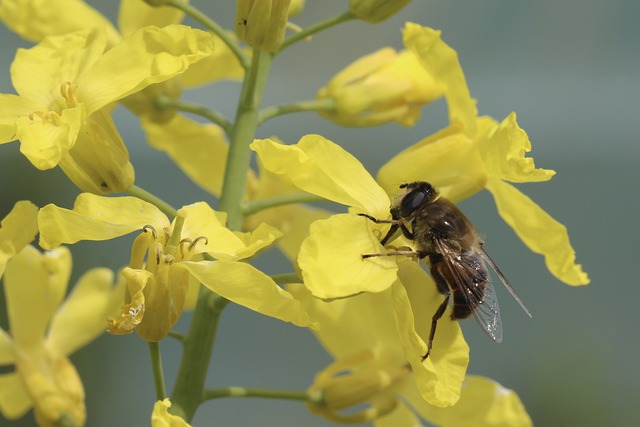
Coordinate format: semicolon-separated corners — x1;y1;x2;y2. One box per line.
0;373;32;419
15;105;83;170
179;260;316;328
392;261;469;407
4;246;71;349
77;25;216;115
179;202;281;260
107;268;150;336
486;178;589;285
0;0;120;45
0;94;41;143
46;268;121;356
406;375;533;427
118;0;186;37
251;135;389;217
58;108;135;194
180;32;246;87
288;283;405;362
38;194;168;249
0;329;15;364
376;123;486;202
298;214;398;300
152;398;192;427
142;114;228;196
11;28;108;104
0;200;39;277
403;23;477;135
478;113;555;183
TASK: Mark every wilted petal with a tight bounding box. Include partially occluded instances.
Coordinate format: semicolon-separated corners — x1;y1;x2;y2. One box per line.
38;194;168;249
4;246;71;349
298;214;398;300
179;260;315;328
142;115;228;196
152;398;192;427
47;268;122;357
478;113;555;183
252;135;389;217
403;23;477;135
0;200;39;276
486;178;589;285
77;25;216;115
392;261;468;407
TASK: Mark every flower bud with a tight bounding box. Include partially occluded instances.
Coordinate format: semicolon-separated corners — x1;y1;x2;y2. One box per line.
350;0;412;23
317;47;442;127
235;0;291;52
307;350;409;424
58;109;135;194
288;0;305;17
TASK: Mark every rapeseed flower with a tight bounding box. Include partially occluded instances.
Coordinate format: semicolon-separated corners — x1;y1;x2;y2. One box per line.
38;194;315;341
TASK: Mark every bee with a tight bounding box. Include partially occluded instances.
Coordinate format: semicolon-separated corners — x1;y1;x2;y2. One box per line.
360;181;531;360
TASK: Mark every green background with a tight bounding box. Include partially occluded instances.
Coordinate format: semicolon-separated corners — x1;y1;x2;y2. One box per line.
1;1;637;426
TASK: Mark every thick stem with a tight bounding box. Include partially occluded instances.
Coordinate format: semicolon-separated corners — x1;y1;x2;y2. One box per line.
219;49;273;231
169;50;273;422
169;293;229;420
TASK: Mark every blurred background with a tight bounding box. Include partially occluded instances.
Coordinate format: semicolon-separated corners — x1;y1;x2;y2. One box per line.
1;1;638;426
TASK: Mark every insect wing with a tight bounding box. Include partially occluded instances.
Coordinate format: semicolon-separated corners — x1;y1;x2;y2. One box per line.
480;247;532;318
433;239;503;342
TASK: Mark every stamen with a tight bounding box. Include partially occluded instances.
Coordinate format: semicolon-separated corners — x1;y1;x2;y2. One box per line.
188;236;208;252
60;81;78;108
142;225;158;239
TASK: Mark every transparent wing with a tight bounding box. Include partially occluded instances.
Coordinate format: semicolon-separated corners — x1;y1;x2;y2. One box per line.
480;247;532;318
433;239;503;342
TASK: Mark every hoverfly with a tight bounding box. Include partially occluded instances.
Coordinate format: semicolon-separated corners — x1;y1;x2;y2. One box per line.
360;181;531;360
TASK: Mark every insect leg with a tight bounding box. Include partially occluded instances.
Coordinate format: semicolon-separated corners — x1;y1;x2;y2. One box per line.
358;213;402;245
361;250;425;260
422;293;450;361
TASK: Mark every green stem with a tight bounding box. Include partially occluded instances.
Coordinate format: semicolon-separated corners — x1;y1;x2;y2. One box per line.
243;193;327;217
167;0;250;70
127;185;177;218
170;292;230;421
155;95;233;135
202;387;323;404
258;98;336;124
270;273;302;284
278;11;356;53
167;330;186;344
148;342;167;400
219;49;273;230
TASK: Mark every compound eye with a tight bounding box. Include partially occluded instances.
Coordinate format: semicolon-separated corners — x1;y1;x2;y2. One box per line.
399;189;426;218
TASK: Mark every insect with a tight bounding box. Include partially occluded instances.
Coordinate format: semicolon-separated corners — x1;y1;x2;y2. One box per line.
360;181;532;360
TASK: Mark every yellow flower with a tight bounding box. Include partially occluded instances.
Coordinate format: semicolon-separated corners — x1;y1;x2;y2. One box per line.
0;202;123;427
377;114;589;286
349;0;413;23
0;25;216;193
235;0;292;52
151;399;191;427
292;281;532;426
38;194;315;341
317;23;477;128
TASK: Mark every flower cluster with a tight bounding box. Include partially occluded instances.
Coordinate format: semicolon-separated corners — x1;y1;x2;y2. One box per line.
0;1;587;427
